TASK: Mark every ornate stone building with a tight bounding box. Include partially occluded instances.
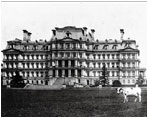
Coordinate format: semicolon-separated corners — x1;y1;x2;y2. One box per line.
1;26;146;86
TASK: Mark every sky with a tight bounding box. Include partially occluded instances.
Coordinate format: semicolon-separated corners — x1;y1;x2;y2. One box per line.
1;2;147;71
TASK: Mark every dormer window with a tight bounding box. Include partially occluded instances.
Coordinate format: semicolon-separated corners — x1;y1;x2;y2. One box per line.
66;31;71;37
112;45;117;50
103;45;108;50
93;45;99;50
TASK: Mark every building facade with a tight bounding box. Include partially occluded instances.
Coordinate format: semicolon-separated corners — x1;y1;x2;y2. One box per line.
1;26;146;86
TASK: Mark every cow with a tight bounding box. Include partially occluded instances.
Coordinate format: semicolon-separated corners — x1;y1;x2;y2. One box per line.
117;86;141;103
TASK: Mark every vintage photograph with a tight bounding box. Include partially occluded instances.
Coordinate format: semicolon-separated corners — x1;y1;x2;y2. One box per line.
1;1;147;117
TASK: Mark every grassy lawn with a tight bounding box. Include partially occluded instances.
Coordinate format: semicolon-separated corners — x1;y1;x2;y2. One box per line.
1;87;147;117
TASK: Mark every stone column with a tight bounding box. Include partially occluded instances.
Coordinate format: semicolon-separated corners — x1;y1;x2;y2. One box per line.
114;54;116;59
81;70;84;77
38;55;41;60
34;55;36;60
62;70;65;77
68;60;71;67
126;71;128;78
34;63;36;68
75;60;77;67
105;54;107;60
109;71;112;77
56;70;58;77
100;54;102;60
135;54;137;59
30;63;32;68
115;71;117;77
30;55;32;60
75;69;78;77
62;60;65;67
39;63;41;68
68;69;71;77
100;63;102;68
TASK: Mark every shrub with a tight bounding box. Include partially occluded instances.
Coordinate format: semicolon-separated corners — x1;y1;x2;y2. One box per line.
112;80;121;87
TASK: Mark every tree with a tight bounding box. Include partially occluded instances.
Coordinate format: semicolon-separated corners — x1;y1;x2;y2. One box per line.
10;71;26;88
100;63;109;86
94;79;101;86
136;73;144;86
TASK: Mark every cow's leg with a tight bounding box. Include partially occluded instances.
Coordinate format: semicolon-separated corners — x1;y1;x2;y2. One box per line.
134;96;137;102
139;94;141;102
124;95;127;103
126;96;128;102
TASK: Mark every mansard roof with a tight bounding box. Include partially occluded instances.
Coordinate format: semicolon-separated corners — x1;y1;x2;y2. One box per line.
2;48;22;54
4;27;140;53
118;46;139;52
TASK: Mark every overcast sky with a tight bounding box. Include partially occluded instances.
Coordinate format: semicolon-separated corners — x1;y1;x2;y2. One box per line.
1;2;147;70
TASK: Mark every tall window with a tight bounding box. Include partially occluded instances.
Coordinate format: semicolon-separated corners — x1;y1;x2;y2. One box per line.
123;79;125;84
112;63;114;68
127;54;130;59
36;55;38;60
73;43;76;49
132;54;135;59
107;63;110;68
67;53;70;57
98;54;100;59
107;54;110;59
102;54;105;59
80;53;82;58
123;63;125;67
116;54;119;59
61;44;64;49
132;79;135;83
80;44;82;49
94;54;96;59
128;63;130;68
112;71;114;77
73;52;76;57
98;63;100;68
128;71;130;77
132;71;135;77
61;52;64;57
36;72;39;77
123;71;126;77
132;62;135;68
93;63;95;68
128;79;130;83
112;54;114;59
67;43;70;49
123;54;125;59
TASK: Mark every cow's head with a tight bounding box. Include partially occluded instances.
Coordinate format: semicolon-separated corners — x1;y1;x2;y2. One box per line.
116;88;123;94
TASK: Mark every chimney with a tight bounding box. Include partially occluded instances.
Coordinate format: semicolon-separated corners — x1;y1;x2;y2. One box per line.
120;29;124;40
91;29;95;37
52;30;56;36
83;27;88;36
23;30;28;41
27;32;32;41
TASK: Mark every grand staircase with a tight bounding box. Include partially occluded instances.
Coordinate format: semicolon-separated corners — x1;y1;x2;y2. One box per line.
53;78;69;85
